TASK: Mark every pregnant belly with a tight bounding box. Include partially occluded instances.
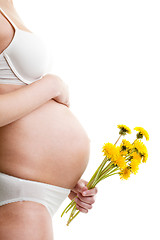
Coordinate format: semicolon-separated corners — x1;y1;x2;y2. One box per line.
0;99;90;189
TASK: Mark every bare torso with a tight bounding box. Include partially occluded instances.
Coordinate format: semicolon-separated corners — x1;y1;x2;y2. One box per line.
0;6;90;189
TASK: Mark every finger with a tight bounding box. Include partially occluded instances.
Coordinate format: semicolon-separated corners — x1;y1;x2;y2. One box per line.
76;204;88;213
77;192;95;205
80;179;89;186
68;190;77;200
73;181;88;194
74;198;92;212
82;187;98;197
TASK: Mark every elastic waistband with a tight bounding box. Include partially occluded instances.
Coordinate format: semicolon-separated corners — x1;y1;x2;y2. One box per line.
0;172;71;193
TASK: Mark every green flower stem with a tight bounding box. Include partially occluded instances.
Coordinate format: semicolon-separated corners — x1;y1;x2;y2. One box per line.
93;175;110;186
65;202;76;214
61;202;73;217
70;204;77;218
94;171;119;186
104;166;118;176
106;172;119;177
87;156;108;189
67;210;80;226
93;167;119;186
65;205;77;226
114;134;122;145
100;165;118;178
66;204;79;226
90;173;110;187
100;162;115;176
91;158;108;188
61;196;77;217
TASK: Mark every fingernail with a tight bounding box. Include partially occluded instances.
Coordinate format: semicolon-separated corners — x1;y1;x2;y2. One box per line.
82;191;87;196
80;182;85;187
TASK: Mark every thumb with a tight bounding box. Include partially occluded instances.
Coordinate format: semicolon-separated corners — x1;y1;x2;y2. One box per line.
75;180;88;194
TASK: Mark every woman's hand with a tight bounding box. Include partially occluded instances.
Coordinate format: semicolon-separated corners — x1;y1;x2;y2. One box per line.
46;74;70;107
68;179;98;213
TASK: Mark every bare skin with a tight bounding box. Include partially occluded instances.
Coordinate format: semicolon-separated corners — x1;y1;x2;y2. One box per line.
0;201;54;240
0;0;90;191
0;1;98;239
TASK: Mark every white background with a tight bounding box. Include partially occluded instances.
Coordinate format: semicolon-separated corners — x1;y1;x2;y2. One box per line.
14;0;160;239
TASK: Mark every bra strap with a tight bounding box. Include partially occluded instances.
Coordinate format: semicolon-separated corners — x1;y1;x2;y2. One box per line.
0;7;18;30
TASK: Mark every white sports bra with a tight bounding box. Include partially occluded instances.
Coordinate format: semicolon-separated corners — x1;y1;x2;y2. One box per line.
0;7;53;85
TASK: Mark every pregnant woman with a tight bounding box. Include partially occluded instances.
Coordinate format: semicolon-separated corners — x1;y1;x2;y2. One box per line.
0;0;98;239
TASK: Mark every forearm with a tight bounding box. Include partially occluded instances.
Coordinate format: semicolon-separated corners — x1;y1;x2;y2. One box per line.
0;75;58;127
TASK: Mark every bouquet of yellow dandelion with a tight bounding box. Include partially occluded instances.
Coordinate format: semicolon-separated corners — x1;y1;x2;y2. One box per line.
61;125;149;226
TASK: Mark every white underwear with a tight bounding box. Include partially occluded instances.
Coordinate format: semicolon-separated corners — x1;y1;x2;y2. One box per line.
0;172;71;219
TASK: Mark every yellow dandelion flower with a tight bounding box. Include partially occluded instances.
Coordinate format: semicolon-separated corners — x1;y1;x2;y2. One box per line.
134;127;149;141
117;125;131;135
130;152;142;164
102;143;118;160
120;149;128;157
119;167;131;180
142;151;148;163
140;145;148;163
115;155;127;169
133;139;147;156
112;146;122;164
116;146;121;152
120;139;133;152
130;158;140;175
